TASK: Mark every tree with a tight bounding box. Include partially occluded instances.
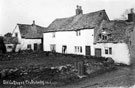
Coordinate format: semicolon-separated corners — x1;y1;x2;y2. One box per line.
114;8;135;20
120;8;134;20
4;32;12;38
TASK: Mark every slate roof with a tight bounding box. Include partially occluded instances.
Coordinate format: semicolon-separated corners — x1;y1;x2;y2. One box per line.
96;20;134;43
18;24;47;39
46;10;109;32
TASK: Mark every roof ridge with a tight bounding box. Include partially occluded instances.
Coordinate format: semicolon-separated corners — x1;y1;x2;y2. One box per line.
53;9;106;21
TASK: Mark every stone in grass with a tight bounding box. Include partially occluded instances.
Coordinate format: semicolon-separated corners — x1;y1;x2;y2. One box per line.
86;68;95;74
8;67;19;75
0;69;9;78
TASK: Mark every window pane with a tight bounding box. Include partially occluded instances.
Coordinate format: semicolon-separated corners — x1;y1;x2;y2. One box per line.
105;49;108;54
80;46;82;53
27;44;31;49
75;46;76;52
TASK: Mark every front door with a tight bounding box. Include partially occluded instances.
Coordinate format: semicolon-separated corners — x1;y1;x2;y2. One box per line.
95;48;102;57
62;45;67;53
85;46;91;56
34;43;38;51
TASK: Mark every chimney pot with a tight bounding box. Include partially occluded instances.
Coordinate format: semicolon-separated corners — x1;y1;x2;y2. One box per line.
32;20;35;25
76;5;83;15
127;8;135;22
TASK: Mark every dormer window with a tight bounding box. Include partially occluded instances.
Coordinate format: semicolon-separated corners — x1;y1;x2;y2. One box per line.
102;35;107;40
76;30;81;36
52;32;55;38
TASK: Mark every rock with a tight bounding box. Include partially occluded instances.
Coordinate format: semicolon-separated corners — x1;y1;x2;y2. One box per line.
0;69;9;78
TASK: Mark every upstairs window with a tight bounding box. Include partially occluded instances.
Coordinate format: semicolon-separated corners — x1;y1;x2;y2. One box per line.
52;32;55;38
76;30;81;36
102;35;107;40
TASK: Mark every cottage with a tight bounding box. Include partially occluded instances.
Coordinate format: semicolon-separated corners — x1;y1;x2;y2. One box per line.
12;21;47;51
43;6;109;56
95;11;135;65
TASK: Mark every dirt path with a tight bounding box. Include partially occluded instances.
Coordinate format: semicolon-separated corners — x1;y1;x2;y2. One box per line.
53;66;135;88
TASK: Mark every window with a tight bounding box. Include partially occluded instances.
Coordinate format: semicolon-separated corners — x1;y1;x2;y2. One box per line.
78;47;79;51
75;46;77;52
75;46;82;53
80;46;82;53
27;44;31;49
105;47;112;55
103;35;107;40
105;49;108;54
52;32;55;38
76;30;81;36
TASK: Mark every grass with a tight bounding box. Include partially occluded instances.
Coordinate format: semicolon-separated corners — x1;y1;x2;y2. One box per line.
0;52;86;70
0;51;115;88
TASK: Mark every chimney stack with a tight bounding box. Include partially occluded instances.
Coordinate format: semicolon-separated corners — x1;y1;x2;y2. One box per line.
127;8;135;22
76;5;83;15
32;20;35;26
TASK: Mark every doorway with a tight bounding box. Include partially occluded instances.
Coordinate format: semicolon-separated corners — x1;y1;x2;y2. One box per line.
62;45;67;53
95;48;102;57
85;46;91;56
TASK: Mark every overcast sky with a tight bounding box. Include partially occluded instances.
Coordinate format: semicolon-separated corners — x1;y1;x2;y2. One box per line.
0;0;135;35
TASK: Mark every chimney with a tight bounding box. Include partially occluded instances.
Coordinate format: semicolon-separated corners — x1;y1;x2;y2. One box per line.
32;20;35;26
127;8;135;22
76;5;83;15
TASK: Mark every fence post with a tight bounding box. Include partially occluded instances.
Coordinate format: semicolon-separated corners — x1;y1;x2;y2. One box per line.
78;61;85;76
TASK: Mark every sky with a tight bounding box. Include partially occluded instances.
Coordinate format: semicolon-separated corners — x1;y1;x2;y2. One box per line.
0;0;135;35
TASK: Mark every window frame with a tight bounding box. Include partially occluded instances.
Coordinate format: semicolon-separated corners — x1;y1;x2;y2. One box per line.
27;44;31;49
105;47;112;55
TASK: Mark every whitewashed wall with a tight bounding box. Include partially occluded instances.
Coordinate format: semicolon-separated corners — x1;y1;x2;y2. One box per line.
43;29;94;55
20;39;41;50
12;25;22;44
95;43;130;65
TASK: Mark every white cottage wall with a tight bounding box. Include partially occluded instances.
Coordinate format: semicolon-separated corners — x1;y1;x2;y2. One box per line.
95;43;130;65
21;39;41;50
12;25;22;43
43;29;94;55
